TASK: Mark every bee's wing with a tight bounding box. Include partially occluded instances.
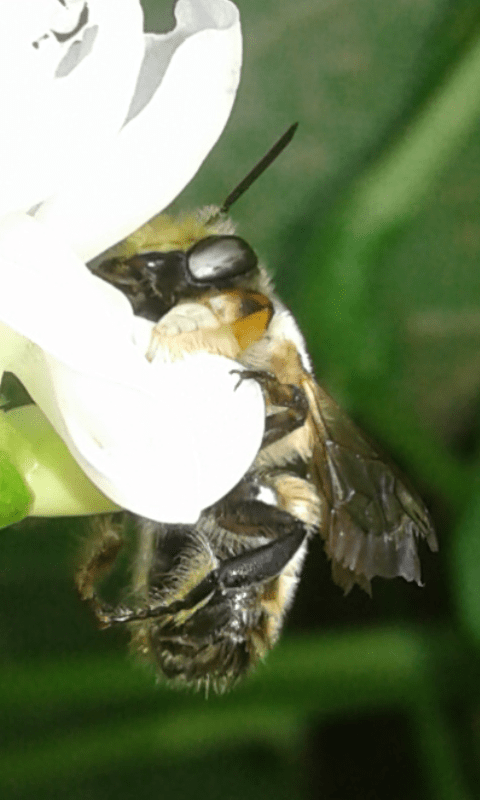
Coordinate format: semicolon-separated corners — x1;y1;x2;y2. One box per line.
302;376;438;594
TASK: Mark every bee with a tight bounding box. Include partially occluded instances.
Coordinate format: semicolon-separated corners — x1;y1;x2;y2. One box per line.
76;126;438;692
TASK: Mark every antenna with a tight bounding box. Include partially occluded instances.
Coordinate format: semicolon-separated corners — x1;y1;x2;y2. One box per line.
219;122;298;215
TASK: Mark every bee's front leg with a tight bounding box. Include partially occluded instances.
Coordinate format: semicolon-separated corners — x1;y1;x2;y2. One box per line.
231;368;308;446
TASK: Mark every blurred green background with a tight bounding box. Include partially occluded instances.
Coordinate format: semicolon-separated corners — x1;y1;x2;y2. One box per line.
2;0;480;797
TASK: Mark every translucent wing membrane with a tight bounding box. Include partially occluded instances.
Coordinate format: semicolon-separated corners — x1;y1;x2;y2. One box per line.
303;377;438;593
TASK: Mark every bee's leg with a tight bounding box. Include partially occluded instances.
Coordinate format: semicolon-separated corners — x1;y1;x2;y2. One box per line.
144;517;308;623
231;369;308;446
140;525;308;644
166;522;307;616
217;469;324;543
75;514;126;601
217;492;301;540
97;516;309;628
262;387;308;446
91;600;153;629
94;524;307;634
75;514;129;626
216;519;307;588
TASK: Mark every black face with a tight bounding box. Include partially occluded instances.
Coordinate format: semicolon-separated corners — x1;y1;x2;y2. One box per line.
92;235;258;321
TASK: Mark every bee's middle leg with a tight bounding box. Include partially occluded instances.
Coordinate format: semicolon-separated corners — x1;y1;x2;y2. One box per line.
232;369;308;446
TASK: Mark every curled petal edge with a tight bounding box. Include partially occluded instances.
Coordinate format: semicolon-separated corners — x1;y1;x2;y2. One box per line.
0;0;145;217
35;0;242;260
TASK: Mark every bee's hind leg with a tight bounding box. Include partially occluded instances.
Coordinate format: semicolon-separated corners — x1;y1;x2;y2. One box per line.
75;514;132;627
215;522;307;589
161;520;308;621
75;514;125;600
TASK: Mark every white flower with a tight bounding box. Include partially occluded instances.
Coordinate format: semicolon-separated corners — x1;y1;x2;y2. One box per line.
0;0;265;524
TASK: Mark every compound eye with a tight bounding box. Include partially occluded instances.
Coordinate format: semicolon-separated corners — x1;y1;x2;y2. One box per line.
187;236;258;283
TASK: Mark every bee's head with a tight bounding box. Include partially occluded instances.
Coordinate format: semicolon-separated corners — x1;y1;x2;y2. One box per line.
92;235;259;321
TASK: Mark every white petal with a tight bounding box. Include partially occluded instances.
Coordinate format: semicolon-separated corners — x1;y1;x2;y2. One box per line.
0;214;136;375
35;0;242;260
0;0;144;216
0;324;28;375
15;348;264;523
